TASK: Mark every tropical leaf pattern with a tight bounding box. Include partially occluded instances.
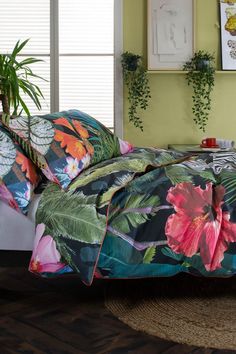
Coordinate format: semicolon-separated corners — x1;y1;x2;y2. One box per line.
8;115;54;155
31;147;236;284
0;129;16;178
2;110;133;189
0;123;39;214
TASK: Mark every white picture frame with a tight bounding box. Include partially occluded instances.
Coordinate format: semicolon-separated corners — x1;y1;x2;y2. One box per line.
220;1;236;70
147;0;195;71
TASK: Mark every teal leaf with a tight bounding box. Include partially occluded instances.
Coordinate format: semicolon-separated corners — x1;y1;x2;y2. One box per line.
101;234;143;265
162;247;184;262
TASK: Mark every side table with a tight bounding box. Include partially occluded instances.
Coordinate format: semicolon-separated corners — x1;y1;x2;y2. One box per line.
168;144;235;153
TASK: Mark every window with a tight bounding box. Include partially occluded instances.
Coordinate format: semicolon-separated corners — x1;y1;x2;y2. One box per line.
0;0;123;132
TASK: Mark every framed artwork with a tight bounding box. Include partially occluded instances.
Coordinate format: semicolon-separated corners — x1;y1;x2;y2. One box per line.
147;0;195;71
220;1;236;70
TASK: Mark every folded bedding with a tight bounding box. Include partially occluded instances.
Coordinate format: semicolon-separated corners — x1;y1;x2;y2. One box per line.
27;147;236;285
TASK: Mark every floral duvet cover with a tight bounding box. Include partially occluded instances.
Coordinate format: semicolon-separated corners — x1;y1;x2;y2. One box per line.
30;148;236;285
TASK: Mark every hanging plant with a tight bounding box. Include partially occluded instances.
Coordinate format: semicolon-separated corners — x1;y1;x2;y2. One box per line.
183;50;215;132
121;51;151;131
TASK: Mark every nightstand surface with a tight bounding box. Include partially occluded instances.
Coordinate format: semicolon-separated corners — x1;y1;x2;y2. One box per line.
168;144;235;153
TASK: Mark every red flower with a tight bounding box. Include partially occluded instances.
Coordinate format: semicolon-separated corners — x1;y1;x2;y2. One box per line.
165;182;236;271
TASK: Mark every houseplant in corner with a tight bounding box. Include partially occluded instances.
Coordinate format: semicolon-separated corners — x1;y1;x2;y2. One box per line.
0;39;46;116
183;50;215;132
121;51;151;131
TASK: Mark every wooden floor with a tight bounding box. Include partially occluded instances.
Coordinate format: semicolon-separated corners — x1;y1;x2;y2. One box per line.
0;265;235;354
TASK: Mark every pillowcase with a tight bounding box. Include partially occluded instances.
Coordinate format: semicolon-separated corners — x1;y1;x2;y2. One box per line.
2;109;133;189
0;123;39;214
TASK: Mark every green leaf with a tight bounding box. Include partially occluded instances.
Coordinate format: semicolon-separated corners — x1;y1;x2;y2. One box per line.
109;194;160;234
69;157;150;191
218;170;236;205
165;165;193;185
143;246;156;264
36;184;106;245
199;170;216;183
0;39;46;115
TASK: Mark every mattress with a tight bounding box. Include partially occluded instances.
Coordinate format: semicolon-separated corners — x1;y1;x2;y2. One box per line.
0;195;40;251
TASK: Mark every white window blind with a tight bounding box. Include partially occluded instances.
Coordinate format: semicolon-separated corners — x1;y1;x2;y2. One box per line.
0;0;50;114
0;0;118;129
59;0;114;127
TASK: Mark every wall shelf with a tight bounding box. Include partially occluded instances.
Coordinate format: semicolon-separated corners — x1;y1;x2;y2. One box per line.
147;70;185;74
215;71;236;74
147;70;236;74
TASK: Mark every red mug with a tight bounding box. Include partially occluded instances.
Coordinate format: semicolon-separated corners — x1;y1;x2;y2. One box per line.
201;138;217;147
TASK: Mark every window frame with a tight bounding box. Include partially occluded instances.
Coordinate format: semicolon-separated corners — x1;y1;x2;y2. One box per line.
5;0;123;137
114;0;123;138
49;0;123;137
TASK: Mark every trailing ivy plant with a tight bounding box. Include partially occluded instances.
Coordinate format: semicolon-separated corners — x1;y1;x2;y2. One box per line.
183;50;215;132
121;51;151;131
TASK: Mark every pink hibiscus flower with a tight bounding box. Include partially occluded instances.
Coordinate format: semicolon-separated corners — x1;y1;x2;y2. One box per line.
29;223;65;273
165;182;236;271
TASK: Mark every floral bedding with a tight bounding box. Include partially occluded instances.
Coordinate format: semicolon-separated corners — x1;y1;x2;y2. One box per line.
2;110;132;189
29;147;236;285
0;122;39;214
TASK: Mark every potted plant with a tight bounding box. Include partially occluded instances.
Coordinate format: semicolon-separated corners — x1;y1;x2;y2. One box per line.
183;50;215;132
0;39;46;116
121;51;151;131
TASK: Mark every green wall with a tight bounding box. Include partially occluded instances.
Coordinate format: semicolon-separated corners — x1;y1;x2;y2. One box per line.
123;0;236;148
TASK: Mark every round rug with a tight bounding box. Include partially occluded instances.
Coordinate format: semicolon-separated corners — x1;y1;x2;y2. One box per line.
105;275;236;350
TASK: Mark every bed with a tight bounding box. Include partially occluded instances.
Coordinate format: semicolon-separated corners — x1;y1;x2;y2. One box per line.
0;196;39;251
2;110;236;286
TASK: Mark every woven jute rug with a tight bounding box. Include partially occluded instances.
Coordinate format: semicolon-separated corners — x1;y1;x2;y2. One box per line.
105;275;236;350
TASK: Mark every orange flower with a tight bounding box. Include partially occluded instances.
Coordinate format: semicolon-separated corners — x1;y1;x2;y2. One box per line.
53;117;74;131
72;120;89;139
16;151;39;185
54;129;86;159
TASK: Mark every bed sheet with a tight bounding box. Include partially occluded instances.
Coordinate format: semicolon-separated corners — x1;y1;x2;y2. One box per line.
0;195;40;250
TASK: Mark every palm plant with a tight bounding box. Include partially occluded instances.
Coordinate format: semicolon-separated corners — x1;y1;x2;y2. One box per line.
0;39;46;116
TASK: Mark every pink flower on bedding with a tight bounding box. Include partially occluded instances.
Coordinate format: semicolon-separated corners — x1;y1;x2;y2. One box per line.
64;157;80;179
29;223;65;273
118;138;133;155
165;182;236;271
